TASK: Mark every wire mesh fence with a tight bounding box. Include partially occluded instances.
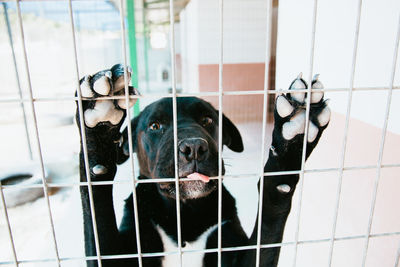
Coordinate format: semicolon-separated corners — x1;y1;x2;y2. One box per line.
0;0;399;266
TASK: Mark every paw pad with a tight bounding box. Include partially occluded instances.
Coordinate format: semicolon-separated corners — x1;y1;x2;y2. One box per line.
276;95;294;118
81;75;94;98
287;72;307;103
84;100;125;128
92;164;107;175
276;184;291;194
79;64;139;128
310;74;324;103
286;72;324;105
275;73;331;143
92;71;112;96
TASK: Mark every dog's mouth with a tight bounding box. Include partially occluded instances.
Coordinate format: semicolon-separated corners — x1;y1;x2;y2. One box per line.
152;140;222;200
186;172;210;183
157;171;217;200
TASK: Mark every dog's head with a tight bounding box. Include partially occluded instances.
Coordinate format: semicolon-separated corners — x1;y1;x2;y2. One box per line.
122;97;243;200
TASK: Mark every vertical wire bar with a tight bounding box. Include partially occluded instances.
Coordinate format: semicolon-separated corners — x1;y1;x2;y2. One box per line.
0;183;18;266
255;1;273;266
361;14;400;267
67;1;102;266
118;1;143;266
14;1;61;265
395;240;400;267
327;0;363;265
217;0;223;266
169;0;183;266
141;0;150;92
2;2;33;160
291;0;318;266
3;5;32;262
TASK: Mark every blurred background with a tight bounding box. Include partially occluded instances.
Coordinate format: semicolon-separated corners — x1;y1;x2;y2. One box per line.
0;0;399;266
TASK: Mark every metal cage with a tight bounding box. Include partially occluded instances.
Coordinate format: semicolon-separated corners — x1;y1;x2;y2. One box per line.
0;0;399;266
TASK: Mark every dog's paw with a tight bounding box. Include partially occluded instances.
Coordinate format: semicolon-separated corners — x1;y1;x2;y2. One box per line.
78;64;139;128
272;73;330;156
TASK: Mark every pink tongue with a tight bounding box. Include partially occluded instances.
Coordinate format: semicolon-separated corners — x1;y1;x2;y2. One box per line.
187;172;210;183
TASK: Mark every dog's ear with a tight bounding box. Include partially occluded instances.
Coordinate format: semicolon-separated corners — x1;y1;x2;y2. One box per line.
117;115;140;164
222;114;244;152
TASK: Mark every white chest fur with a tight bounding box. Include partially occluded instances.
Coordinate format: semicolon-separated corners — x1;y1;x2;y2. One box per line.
155;224;219;267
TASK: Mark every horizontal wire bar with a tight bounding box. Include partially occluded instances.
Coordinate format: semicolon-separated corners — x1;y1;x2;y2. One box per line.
1;163;399;190
1;231;399;266
1;86;400;104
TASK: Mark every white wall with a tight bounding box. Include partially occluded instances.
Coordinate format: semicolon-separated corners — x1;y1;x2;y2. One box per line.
179;0;400;133
180;0;200;92
276;0;400;133
181;0;269;65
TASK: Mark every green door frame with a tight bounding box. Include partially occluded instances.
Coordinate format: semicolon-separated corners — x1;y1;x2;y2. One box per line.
126;0;140;116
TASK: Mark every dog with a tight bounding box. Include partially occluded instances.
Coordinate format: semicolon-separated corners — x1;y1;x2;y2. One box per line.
76;64;330;267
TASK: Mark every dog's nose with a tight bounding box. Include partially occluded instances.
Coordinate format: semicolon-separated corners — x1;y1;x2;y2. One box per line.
178;138;209;162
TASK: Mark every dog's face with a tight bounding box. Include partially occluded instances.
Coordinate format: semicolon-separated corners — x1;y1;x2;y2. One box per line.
126;97;243;200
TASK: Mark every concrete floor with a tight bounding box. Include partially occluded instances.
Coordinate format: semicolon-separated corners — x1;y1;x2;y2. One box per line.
0;112;399;266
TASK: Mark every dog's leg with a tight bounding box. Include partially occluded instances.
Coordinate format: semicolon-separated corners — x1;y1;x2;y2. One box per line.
76;64;138;267
247;74;331;267
204;217;249;267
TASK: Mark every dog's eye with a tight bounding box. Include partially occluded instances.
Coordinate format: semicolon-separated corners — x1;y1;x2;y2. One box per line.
149;122;161;131
201;117;213;127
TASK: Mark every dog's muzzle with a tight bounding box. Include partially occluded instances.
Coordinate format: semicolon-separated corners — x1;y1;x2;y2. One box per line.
158;137;218;199
178;138;209;163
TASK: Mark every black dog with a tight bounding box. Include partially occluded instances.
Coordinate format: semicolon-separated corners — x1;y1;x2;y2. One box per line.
76;64;330;267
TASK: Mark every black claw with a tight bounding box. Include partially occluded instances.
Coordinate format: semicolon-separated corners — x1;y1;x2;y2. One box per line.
110;63;129;82
287;76;308;104
91;69;111;85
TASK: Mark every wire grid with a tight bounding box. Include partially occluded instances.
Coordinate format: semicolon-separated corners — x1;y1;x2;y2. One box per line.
1;163;400;191
68;0;104;265
5;1;62;266
1;1;400;267
327;0;363;265
291;0;319;265
395;241;400;267
255;0;273;266
0;231;399;266
361;13;400;267
3;85;400;104
169;0;184;266
0;181;17;266
217;0;224;266
2;2;32;160
118;0;144;266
